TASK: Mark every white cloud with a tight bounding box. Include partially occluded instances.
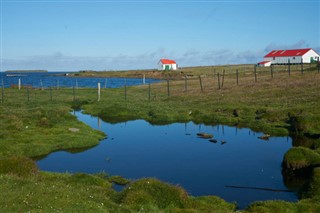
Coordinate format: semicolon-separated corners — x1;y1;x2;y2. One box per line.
2;40;318;71
0;49;261;71
264;40;310;53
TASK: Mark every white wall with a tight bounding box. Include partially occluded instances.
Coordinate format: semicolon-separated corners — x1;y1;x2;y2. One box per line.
263;61;272;67
157;62;177;70
302;49;320;63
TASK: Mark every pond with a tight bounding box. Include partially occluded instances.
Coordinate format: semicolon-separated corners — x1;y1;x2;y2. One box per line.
37;111;298;209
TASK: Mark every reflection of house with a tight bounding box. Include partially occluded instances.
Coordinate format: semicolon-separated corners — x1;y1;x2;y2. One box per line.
158;59;177;70
258;48;320;67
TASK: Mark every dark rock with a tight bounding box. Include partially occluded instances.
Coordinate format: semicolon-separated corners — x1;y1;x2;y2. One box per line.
258;134;270;140
197;132;213;139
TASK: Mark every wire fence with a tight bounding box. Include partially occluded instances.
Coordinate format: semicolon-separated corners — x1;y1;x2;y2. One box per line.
1;63;319;104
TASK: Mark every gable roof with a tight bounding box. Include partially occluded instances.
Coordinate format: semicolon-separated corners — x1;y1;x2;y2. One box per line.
264;48;312;58
258;61;271;65
160;59;176;64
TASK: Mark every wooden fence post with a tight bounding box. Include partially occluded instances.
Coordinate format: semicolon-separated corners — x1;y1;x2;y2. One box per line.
199;75;203;92
318;57;319;73
271;65;274;78
254;65;257;82
167;79;170;97
221;70;225;88
236;69;239;85
143;74;146;85
18;78;21;90
98;82;101;102
218;72;221;90
301;58;304;75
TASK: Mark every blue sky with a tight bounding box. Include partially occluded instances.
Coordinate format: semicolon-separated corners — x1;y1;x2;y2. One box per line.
1;0;319;71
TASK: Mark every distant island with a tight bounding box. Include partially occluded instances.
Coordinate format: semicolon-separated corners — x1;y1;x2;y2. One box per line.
5;70;48;73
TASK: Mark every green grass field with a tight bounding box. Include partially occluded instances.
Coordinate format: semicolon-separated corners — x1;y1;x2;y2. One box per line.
0;64;320;212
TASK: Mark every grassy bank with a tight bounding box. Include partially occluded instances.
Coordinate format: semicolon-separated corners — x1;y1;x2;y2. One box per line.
1;64;320;211
0;100;105;158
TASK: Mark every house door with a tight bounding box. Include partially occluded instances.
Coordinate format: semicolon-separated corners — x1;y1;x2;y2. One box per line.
165;65;170;70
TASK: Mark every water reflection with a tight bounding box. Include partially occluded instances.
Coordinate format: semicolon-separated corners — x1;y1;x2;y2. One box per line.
37;111;298;209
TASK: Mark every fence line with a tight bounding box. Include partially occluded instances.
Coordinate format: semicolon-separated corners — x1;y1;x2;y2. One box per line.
0;65;319;104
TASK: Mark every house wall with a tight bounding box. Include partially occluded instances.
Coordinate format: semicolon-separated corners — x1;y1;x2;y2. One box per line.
264;56;303;64
171;64;177;70
262;61;272;67
302;49;320;63
158;62;177;70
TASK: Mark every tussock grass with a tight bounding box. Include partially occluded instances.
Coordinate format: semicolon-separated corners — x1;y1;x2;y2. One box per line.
119;178;189;209
283;147;320;170
0;156;38;177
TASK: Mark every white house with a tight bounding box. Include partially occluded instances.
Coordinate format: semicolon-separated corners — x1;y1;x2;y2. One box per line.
258;48;320;67
158;59;177;70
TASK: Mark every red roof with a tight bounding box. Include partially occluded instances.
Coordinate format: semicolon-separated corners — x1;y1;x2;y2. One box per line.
160;59;176;64
258;61;271;64
264;48;312;58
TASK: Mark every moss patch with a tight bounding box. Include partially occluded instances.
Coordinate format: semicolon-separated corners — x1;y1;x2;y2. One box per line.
282;147;320;170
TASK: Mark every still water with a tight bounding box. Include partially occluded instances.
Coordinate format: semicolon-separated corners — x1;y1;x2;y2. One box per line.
37;111;298;209
0;72;160;88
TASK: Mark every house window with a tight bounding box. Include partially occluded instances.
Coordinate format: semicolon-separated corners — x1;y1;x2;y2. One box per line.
293;57;295;59
273;57;275;60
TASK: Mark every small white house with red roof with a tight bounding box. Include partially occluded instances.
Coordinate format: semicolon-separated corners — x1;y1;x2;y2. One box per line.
258;48;319;67
158;59;177;71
